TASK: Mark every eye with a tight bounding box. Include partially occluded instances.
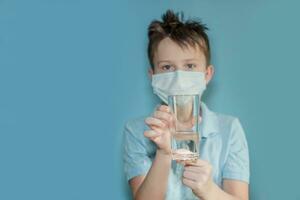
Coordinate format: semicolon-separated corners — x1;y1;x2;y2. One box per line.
162;64;173;71
185;63;196;70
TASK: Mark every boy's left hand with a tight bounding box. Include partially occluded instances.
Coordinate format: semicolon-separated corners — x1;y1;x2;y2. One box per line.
181;159;214;198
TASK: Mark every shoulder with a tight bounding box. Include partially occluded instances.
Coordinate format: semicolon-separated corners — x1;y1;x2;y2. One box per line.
215;112;242;132
125;116;146;128
124;116;147;133
204;104;245;141
123;115;152;145
213;111;247;145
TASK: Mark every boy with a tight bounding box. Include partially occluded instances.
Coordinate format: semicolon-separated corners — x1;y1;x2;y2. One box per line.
123;10;249;200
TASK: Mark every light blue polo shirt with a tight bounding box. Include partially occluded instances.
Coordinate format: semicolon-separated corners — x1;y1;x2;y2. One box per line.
123;102;250;200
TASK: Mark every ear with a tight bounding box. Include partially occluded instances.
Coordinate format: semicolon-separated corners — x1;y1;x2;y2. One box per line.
205;65;214;84
148;67;154;79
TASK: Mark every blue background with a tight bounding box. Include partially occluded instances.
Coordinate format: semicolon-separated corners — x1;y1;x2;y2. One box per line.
1;0;300;199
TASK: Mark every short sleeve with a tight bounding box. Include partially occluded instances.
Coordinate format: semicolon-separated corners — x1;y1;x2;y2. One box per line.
222;118;250;183
123;120;153;182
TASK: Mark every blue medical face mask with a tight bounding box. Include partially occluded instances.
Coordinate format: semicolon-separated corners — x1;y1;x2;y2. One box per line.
151;70;207;104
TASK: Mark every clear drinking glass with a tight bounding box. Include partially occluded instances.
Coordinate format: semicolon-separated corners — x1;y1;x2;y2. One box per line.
168;95;200;162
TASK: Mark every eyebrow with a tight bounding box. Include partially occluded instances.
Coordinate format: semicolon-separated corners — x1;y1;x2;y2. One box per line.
157;58;200;65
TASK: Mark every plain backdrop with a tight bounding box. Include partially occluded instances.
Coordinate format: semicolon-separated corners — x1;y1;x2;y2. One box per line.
1;0;300;199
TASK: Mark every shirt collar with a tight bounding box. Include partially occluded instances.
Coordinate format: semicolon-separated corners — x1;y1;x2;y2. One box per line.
199;102;220;138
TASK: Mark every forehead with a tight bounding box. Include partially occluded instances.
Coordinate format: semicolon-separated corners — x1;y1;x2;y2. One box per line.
153;37;205;63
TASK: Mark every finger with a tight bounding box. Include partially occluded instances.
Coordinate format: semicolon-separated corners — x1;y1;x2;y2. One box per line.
185;163;212;177
176;159;193;166
183;170;200;182
182;177;195;190
144;130;161;139
184;166;205;173
157;105;171;113
148;125;166;133
145;117;166;128
184;159;209;167
176;160;187;166
153;110;172;125
145;125;164;138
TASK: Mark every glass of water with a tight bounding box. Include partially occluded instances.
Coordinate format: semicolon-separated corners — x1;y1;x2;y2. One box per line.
168;95;200;162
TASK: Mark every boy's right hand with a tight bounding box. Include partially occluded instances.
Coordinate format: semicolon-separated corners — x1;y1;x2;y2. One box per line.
144;105;174;155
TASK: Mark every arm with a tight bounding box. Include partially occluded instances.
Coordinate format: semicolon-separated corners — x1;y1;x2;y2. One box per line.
129;105;174;200
196;180;248;200
222;179;249;200
182;118;250;200
130;150;172;200
182;160;248;200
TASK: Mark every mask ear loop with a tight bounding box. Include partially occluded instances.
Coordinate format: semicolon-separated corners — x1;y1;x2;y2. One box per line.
203;68;209;84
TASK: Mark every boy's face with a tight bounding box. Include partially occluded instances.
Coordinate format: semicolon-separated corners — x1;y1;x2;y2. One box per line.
148;37;214;84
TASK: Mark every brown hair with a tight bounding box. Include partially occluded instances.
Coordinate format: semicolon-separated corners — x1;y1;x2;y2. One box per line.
147;9;211;69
